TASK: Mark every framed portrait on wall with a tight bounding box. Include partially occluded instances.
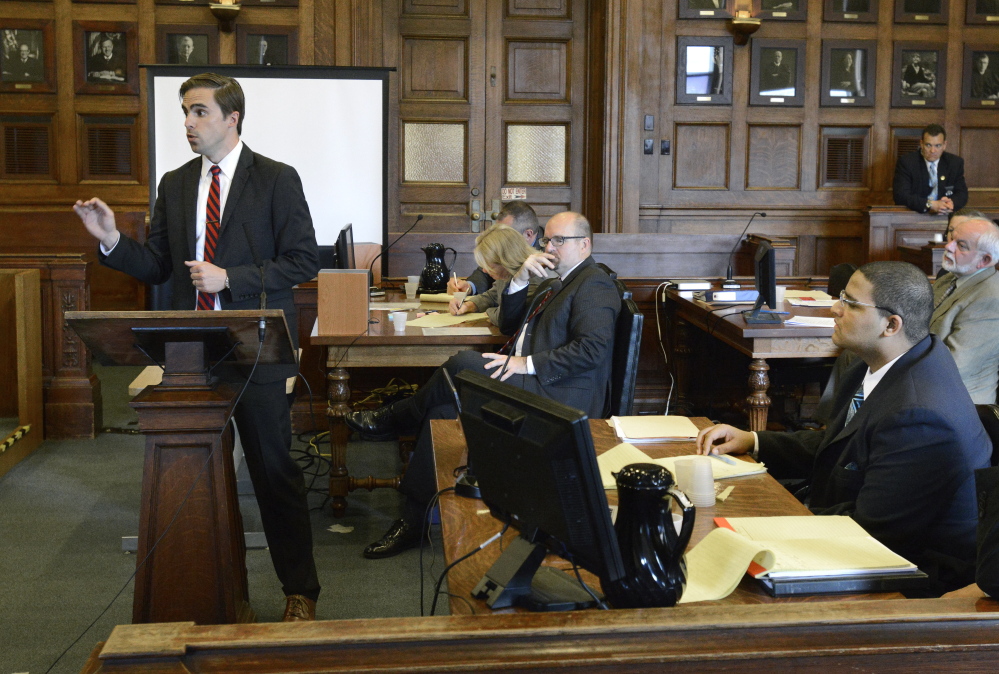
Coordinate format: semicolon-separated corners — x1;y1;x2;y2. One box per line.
0;20;55;93
236;26;298;66
73;22;139;95
676;36;734;106
824;0;879;22
156;25;219;65
753;0;807;20
821;40;876;107
679;0;733;19
895;0;949;24
750;39;805;106
891;42;946;108
966;0;999;24
962;45;999;108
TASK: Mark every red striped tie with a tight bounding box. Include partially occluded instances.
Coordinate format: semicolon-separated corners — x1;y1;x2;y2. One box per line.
197;165;222;311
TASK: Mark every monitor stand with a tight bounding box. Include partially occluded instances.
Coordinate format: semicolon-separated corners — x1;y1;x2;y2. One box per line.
742;297;783;325
471;536;602;611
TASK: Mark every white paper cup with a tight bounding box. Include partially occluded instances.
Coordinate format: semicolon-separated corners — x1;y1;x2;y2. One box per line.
687;456;716;507
404;282;418;299
673;458;695;494
390;311;408;331
933;232;944;243
407;275;420;284
774;285;786;306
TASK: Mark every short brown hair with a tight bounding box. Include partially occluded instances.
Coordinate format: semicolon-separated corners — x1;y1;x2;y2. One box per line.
179;73;245;135
922;123;946;140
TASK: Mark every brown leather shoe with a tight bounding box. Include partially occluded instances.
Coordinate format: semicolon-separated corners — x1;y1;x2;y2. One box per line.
282;594;316;622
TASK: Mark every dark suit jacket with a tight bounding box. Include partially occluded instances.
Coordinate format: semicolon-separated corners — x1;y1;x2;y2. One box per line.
100;144;319;383
498;256;620;419
976;466;999;597
893;150;968;214
758;335;991;584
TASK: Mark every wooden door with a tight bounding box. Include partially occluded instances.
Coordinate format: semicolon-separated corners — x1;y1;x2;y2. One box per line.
385;0;588;271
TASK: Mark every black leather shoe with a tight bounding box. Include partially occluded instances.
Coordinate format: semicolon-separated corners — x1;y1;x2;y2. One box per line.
345;405;399;441
364;519;423;559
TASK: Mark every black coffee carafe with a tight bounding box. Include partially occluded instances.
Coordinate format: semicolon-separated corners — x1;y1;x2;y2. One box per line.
604;463;696;608
419;243;457;293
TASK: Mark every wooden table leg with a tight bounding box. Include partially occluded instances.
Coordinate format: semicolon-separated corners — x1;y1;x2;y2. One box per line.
326;363;351;517
747;358;771;432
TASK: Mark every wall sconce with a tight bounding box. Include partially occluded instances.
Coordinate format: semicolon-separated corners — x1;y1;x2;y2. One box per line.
210;0;241;33
729;10;761;45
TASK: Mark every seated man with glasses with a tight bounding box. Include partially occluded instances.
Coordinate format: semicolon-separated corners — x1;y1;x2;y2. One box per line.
347;211;621;559
698;261;991;594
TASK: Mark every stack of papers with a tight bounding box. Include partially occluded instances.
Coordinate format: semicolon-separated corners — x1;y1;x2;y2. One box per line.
783;315;835;328
596;441;767;490
678;515;923;603
405;312;488;327
610;415;700;443
785;290;836;308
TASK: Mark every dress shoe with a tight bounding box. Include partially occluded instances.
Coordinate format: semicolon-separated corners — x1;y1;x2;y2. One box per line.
345;405;400;441
364;518;423;559
282;594;316;621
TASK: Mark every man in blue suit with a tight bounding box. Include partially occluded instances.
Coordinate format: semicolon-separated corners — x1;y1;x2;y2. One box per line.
893;124;968;215
698;261;991;593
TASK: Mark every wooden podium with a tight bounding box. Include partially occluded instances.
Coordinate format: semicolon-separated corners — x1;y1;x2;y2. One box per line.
66;310;298;625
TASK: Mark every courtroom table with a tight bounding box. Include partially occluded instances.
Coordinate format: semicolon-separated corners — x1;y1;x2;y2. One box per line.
665;288;839;431
430;417;894;616
310;295;506;516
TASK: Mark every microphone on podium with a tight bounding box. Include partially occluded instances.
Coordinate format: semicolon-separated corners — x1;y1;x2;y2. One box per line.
722;212;766;290
368;214;423;295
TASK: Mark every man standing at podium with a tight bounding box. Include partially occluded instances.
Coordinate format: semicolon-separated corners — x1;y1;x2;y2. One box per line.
72;73;321;621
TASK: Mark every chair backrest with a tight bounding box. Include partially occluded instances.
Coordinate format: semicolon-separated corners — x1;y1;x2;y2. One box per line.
827;263;858;298
976;404;999;467
596;262;618;280
609;286;644;417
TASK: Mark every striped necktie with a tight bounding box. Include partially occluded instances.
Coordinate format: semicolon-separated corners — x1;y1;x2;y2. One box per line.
845;385;864;425
197;165;222;311
928;161;938;201
935;275;957;309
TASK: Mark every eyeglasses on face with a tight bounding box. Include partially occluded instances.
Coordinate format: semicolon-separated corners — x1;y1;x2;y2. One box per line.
838;290;899;317
540;235;586;247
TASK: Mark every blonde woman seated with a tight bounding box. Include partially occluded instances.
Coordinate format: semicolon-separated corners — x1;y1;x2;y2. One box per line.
449;223;552;324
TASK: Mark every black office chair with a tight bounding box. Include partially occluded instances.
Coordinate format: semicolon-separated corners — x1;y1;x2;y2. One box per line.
608;281;644;417
827;263;858;298
976;404;999;467
596;262;618;280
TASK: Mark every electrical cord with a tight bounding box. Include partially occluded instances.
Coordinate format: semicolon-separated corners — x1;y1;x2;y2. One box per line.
419;487;454;616
430;523;508;616
654;281;676;416
45;336;266;674
571;562;609;610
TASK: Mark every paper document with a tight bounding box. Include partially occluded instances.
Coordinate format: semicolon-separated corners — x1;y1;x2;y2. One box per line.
784;290;833;300
787;299;838;307
596;442;766;489
678;515;918;603
656;455;767;480
611;415;700;443
370;302;420;312
422;327;494;336
405;312;488;328
596;442;654;489
418;293;454;304
784;315;835;328
717;515;918;579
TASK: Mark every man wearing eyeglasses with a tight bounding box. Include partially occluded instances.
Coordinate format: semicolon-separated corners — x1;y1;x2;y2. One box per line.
698;261;991;594
347;211;621;558
931;210;999;404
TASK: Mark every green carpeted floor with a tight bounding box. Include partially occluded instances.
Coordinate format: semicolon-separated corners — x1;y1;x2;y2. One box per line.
0;364;448;674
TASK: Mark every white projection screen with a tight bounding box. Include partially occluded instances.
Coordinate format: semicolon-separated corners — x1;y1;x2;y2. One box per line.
146;66;389;248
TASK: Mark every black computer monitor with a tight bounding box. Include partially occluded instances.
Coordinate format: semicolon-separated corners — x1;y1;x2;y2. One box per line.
334;222;355;270
456;370;626;611
742;239;782;324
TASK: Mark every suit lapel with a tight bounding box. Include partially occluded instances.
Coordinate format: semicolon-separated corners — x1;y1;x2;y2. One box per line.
183;160;201;260
936;267;996;317
221;145;253;236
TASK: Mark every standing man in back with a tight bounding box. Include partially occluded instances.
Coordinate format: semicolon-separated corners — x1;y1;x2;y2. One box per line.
73;73;322;621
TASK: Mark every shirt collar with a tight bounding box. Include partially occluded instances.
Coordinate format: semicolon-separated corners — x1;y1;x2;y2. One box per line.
862;348;908;400
201;139;243;179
